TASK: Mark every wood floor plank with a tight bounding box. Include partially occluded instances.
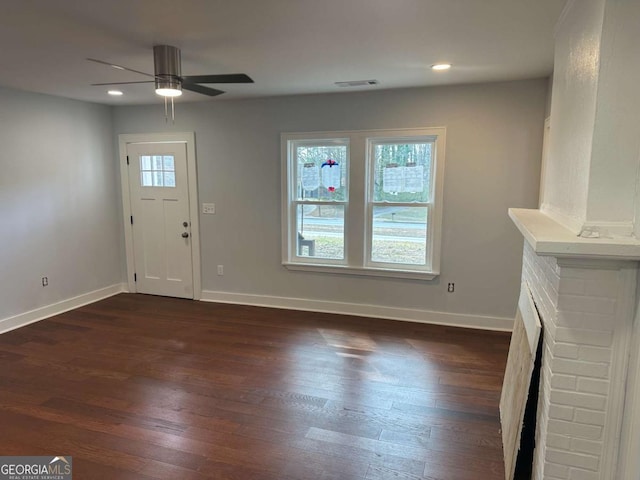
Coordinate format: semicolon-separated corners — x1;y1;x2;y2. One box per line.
0;293;509;479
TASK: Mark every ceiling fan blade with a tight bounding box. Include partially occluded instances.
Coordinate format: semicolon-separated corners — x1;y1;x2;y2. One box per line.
182;83;225;97
87;58;155;79
182;74;254;84
91;81;155;86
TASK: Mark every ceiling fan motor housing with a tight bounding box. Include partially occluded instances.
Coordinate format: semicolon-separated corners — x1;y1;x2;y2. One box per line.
154;45;182;92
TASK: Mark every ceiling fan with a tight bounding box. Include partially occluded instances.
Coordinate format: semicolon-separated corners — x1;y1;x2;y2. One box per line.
88;45;254;98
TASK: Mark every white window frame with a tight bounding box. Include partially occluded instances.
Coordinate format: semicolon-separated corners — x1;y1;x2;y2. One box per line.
281;127;446;280
287;137;350;266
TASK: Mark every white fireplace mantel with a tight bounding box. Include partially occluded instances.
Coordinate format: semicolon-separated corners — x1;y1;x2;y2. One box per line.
508;208;640;261
509;207;640;480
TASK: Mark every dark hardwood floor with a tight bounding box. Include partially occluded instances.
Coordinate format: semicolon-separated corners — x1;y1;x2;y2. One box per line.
0;294;510;479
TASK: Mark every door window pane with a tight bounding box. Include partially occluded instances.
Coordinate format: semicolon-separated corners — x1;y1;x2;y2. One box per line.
371;206;427;265
141;155;152;170
153;171;164;187
164;172;176;187
163;156;175;171
141;171;153;187
139;154;176;188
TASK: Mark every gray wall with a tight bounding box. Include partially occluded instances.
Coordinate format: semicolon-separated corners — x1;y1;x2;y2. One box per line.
0;87;123;320
114;78;547;320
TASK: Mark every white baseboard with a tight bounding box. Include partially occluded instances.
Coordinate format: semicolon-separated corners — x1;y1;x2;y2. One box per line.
0;283;127;334
201;290;514;331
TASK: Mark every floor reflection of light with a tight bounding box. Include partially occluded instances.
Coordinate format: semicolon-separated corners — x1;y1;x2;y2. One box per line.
278;325;441;417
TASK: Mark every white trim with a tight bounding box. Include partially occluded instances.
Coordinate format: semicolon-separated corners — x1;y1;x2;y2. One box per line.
283;262;438;280
520;281;542;354
200;290;513;331
430;128;446;275
601;264;636;480
509;208;640;260
118;132;202;300
618;302;640;479
539;117;551;208
0;284;126;334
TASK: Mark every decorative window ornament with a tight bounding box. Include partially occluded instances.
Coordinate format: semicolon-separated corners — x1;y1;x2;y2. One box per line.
301;162;320;191
321;158;340;192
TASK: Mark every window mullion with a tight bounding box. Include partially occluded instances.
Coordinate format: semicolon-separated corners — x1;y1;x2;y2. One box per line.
346;134;366;267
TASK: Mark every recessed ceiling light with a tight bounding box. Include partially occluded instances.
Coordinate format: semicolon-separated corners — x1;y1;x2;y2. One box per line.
431;63;452;71
107;90;123;96
335;80;379;87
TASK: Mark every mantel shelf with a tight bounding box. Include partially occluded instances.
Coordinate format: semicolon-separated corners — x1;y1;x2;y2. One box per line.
508;208;640;261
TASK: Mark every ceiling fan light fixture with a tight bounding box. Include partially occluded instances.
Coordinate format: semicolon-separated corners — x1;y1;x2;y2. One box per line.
153;45;183;97
155;86;183;97
155;76;182;97
90;44;253;112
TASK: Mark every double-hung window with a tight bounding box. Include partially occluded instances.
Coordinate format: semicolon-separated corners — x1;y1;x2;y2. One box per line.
282;128;446;280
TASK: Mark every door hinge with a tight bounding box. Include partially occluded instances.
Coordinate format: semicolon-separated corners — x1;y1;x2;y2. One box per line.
126;155;130;165
130;215;133;225
134;273;137;282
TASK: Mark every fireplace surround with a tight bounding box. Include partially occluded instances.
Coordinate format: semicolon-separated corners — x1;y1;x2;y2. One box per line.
509;208;640;479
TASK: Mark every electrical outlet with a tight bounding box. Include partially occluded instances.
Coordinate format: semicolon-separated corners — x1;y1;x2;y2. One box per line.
42;277;48;287
217;265;224;275
202;203;216;215
447;282;455;293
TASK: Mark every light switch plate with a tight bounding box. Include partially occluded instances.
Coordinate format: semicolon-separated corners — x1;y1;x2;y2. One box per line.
202;203;216;214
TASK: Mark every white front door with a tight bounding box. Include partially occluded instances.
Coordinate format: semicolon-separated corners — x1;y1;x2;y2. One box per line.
127;142;194;299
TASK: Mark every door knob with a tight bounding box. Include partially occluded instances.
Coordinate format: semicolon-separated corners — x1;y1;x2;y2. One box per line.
182;232;189;238
183;222;189;227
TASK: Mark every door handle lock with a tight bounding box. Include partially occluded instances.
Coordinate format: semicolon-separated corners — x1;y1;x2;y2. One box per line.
182;232;189;238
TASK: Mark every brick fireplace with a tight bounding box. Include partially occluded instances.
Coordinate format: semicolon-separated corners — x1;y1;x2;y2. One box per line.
511;0;640;475
510;208;640;479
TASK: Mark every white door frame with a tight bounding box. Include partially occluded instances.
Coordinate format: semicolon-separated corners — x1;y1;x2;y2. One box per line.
118;132;202;300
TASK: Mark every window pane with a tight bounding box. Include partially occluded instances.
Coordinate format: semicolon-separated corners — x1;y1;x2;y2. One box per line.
296;204;344;260
373;142;432;202
163;155;175;171
141;171;153;187
164;172;176;187
139;154;176;187
152;155;163;170
153;171;164;187
295;144;348;201
141;156;152;170
371;206;427;265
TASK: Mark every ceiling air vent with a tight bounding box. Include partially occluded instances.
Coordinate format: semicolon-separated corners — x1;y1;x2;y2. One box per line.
334;80;379;87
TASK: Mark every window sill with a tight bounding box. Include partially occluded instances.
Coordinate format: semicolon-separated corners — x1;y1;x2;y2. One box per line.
283;262;438;280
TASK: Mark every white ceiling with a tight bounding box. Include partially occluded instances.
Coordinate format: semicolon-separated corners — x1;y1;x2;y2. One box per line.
0;0;566;105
